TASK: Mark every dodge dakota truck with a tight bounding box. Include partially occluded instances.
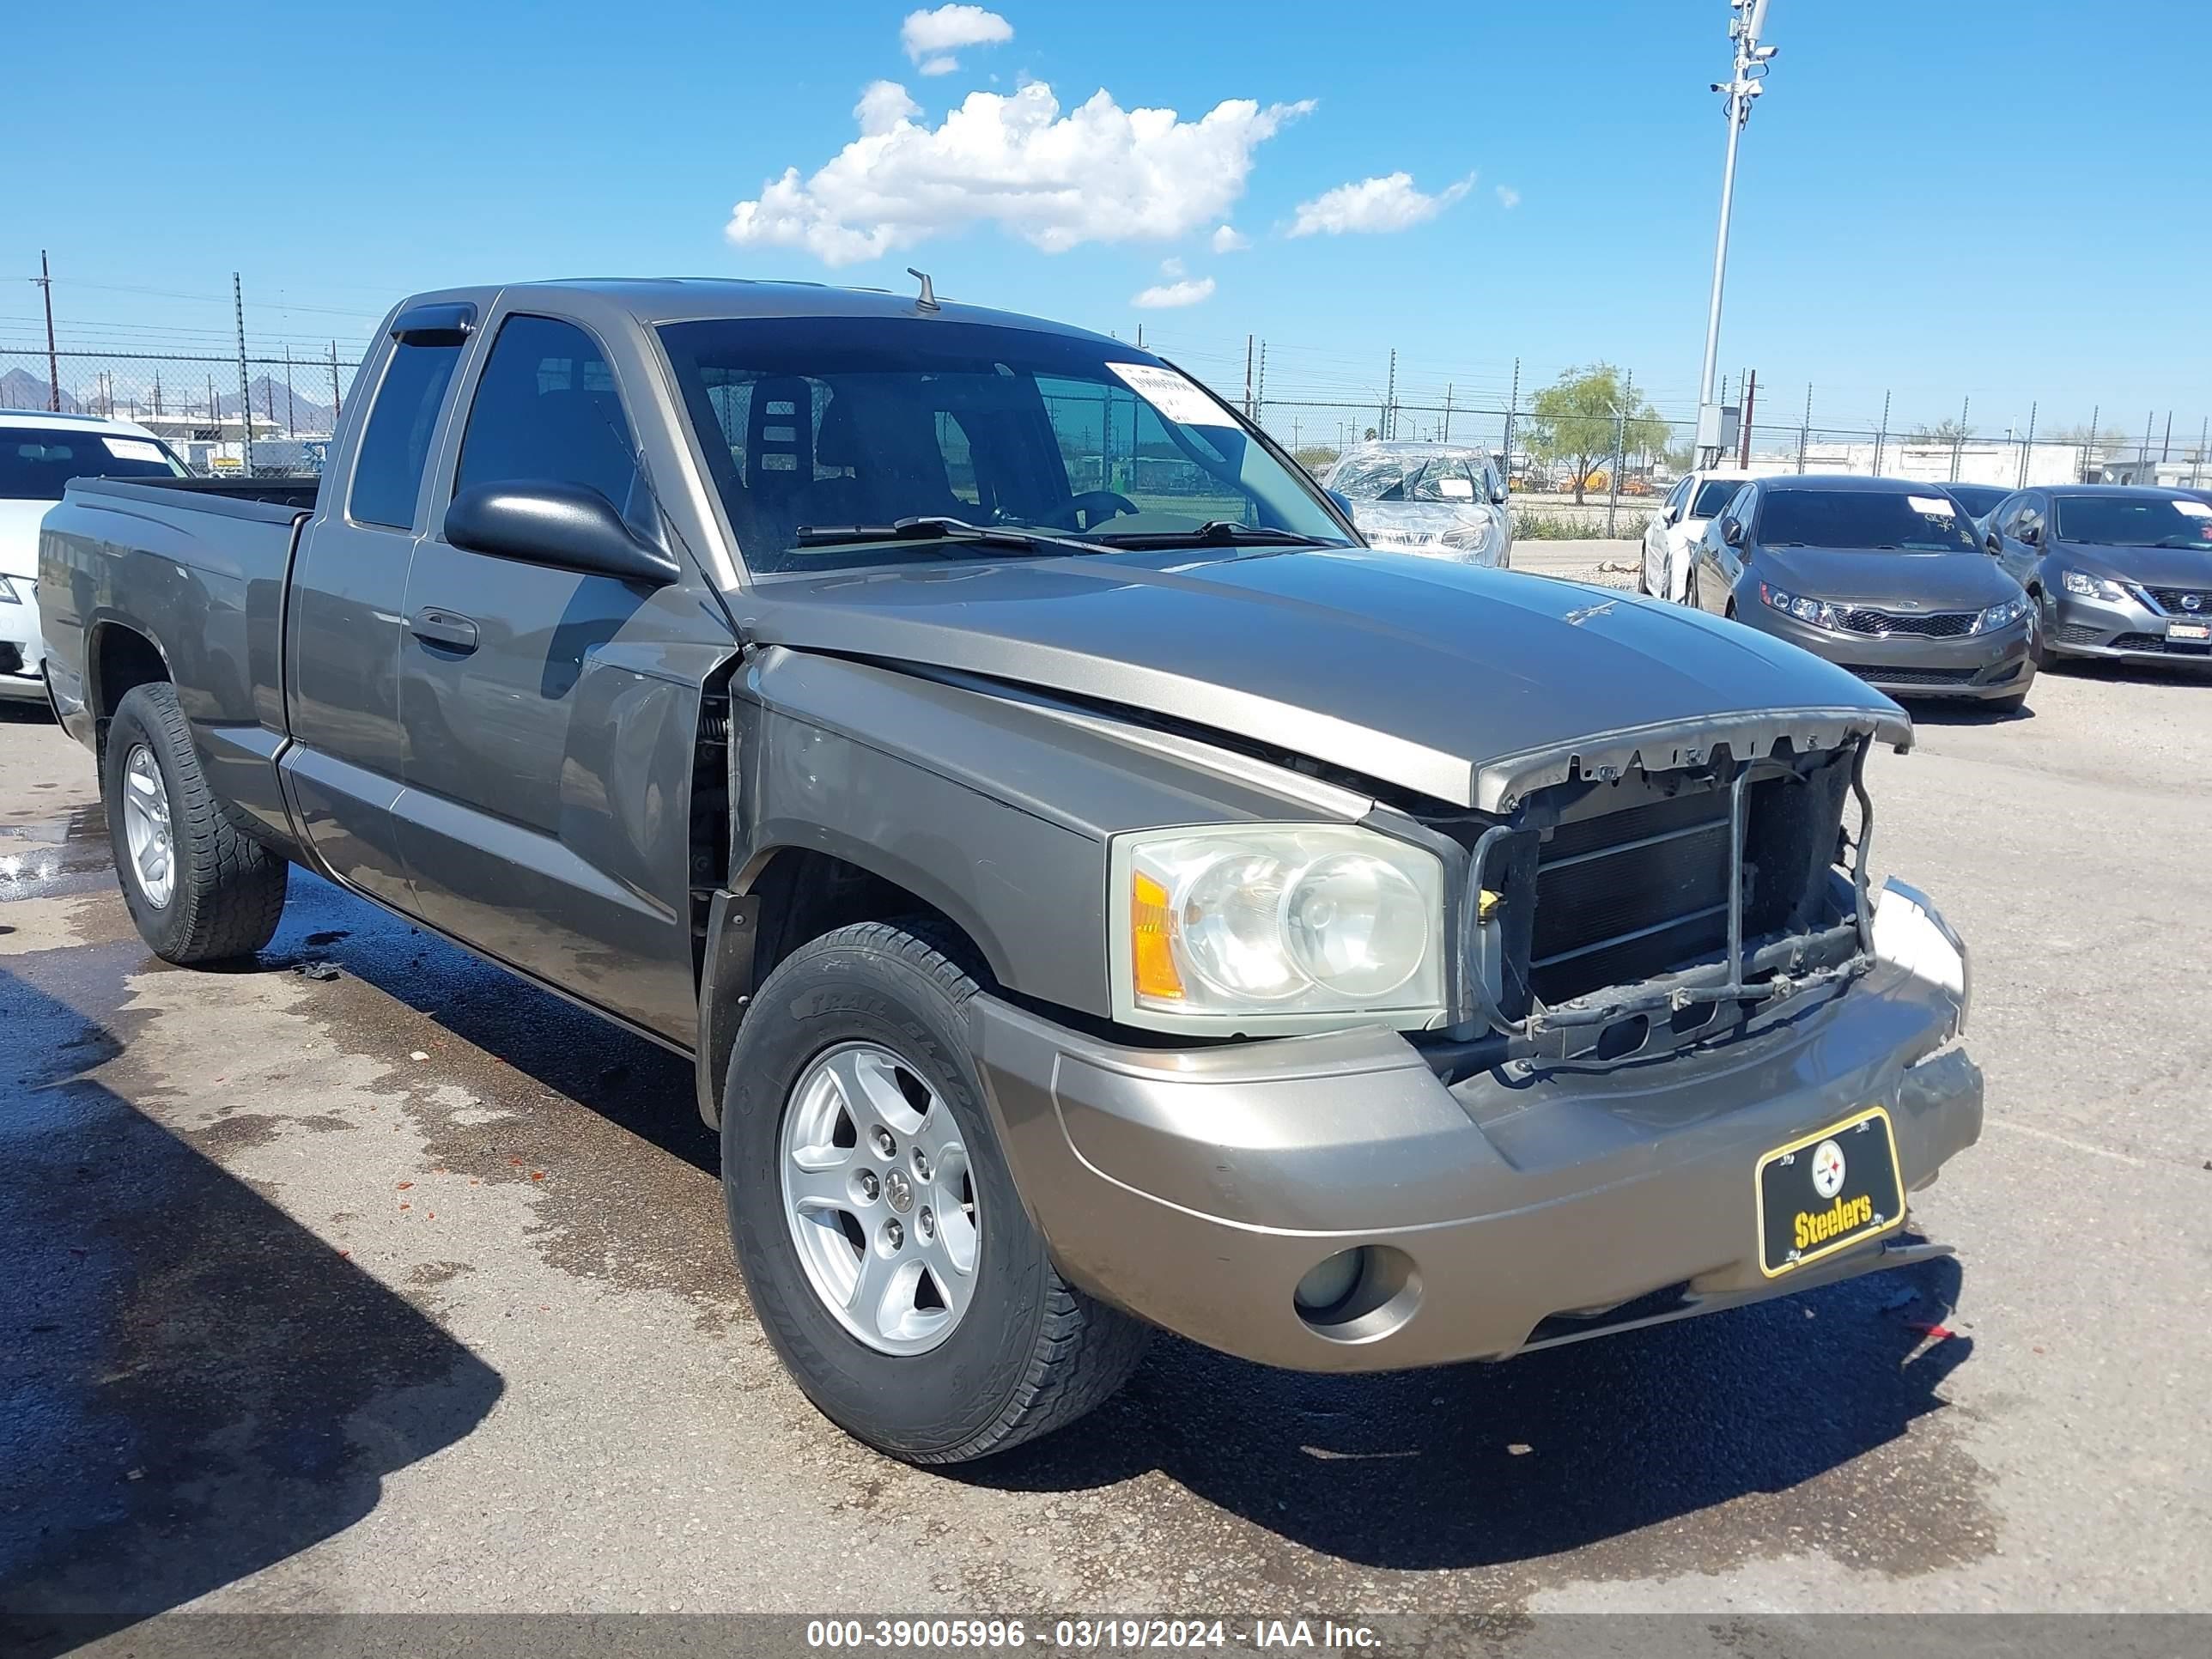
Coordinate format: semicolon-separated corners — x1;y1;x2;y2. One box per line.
39;279;1981;1466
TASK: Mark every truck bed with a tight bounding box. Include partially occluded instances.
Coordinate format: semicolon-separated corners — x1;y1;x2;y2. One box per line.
63;475;322;521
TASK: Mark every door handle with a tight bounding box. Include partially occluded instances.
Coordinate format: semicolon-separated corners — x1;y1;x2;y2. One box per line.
410;606;479;652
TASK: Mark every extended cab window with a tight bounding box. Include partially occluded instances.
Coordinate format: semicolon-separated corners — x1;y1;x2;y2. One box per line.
349;340;463;529
453;315;641;514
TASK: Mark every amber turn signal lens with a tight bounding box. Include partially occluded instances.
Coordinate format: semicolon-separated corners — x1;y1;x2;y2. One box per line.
1131;871;1184;1001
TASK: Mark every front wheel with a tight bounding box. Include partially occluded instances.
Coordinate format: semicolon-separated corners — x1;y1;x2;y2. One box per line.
722;920;1149;1464
103;681;288;963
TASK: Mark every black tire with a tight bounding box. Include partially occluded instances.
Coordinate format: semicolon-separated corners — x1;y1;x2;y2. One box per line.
103;682;288;963
723;919;1149;1465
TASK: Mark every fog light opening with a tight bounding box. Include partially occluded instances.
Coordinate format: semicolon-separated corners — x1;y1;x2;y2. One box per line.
1291;1245;1421;1344
1293;1249;1366;1317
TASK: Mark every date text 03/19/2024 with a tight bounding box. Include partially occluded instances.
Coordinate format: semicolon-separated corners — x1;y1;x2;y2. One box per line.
804;1619;1384;1650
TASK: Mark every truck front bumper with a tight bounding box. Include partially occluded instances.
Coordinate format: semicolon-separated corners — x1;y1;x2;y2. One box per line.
970;963;1979;1372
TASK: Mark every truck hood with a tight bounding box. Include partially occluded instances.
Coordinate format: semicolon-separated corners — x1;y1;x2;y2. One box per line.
1753;545;2021;609
743;548;1907;811
0;500;51;579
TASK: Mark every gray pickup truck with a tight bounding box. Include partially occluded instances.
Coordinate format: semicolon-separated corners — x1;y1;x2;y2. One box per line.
39;278;1981;1466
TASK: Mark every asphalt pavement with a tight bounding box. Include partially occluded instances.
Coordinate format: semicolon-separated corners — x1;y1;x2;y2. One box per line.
2;624;2209;1633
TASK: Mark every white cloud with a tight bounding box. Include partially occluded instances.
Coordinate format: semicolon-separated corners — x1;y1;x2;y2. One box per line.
902;5;1012;75
726;82;1315;266
1495;184;1521;209
855;80;921;137
1132;276;1216;308
1210;223;1250;252
1159;256;1186;277
1288;171;1474;237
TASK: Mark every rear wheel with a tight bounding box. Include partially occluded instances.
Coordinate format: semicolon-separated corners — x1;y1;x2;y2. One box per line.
722;920;1149;1464
103;682;288;963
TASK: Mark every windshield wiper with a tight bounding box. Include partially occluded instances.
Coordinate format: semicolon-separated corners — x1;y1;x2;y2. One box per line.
1091;520;1342;550
793;516;1111;557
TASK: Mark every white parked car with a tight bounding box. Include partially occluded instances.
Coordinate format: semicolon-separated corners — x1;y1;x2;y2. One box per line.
1642;470;1753;604
1;410;190;704
1323;441;1512;567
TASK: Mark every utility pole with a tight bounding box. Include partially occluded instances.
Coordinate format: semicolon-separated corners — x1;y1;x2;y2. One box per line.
1504;357;1520;482
1695;0;1779;465
153;369;163;418
34;250;61;411
2083;403;2099;483
2142;410;2154;478
1383;349;1396;441
1738;368;1758;466
2160;410;2172;462
1949;397;1969;483
328;342;342;425
284;344;296;435
1873;390;1890;477
234;273;254;477
1797;382;1811;471
1443;383;1454;443
1243;334;1255;418
2019;401;2036;488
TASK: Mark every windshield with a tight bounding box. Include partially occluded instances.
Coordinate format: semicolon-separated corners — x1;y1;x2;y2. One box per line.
1;427;187;500
1944;483;2008;516
658;317;1351;573
1689;479;1740;517
1331;452;1489;504
2052;495;2212;548
1753;488;1980;552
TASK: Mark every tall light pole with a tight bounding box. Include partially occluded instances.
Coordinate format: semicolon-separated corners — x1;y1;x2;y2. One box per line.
1696;0;1779;465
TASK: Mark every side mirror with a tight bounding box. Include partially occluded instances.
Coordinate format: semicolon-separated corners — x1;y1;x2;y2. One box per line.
1984;530;2002;555
1721;517;1746;548
2018;523;2041;548
443;482;681;586
1661;504;1680;526
1488;477;1509;506
1325;489;1356;521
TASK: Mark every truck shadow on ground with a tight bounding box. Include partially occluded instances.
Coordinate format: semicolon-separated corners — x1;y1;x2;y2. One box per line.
0;964;504;1656
971;1257;1977;1575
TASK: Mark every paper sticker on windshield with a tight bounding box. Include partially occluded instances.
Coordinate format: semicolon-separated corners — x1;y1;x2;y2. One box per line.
1906;495;1955;516
1436;477;1476;500
2172;499;2212;517
103;438;165;463
1107;362;1235;427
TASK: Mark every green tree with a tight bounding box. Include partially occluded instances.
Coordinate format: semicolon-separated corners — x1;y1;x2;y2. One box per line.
1910;418;1973;446
1293;444;1341;474
1523;364;1666;503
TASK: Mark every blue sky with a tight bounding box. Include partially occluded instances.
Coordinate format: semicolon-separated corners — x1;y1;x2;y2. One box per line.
5;0;2208;438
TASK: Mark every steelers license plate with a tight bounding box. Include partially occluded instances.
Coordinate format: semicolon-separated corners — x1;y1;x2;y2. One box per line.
1755;1107;1905;1278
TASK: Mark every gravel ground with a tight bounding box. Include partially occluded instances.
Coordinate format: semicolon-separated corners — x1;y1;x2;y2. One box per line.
3;618;2209;1641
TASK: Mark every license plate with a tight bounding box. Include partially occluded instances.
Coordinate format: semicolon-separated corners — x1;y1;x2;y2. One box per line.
2168;621;2210;642
1755;1107;1905;1278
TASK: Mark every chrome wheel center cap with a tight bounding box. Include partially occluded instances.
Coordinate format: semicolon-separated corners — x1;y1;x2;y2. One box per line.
884;1169;915;1214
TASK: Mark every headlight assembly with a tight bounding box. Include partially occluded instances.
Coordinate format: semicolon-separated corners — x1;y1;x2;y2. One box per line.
2059;568;2130;604
1969;595;2031;633
1110;824;1446;1033
1759;580;1844;630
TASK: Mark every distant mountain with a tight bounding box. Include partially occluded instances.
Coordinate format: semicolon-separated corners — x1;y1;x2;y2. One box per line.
219;374;338;434
0;367;82;413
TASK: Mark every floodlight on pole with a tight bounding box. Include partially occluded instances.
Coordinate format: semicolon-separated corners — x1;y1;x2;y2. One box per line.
1695;0;1779;465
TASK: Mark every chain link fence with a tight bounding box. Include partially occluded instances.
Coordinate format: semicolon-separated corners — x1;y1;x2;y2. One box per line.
9;342;2209;519
2;347;365;476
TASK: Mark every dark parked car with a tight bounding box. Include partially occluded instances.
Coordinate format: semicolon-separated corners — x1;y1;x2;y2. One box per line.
1981;485;2212;665
1687;475;2036;709
39;282;1981;1467
1940;482;2009;523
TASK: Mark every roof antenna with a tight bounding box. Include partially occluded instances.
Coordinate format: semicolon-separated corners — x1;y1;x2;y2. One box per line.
906;267;939;312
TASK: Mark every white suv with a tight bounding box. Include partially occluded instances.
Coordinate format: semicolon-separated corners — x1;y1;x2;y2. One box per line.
1;410;189;703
